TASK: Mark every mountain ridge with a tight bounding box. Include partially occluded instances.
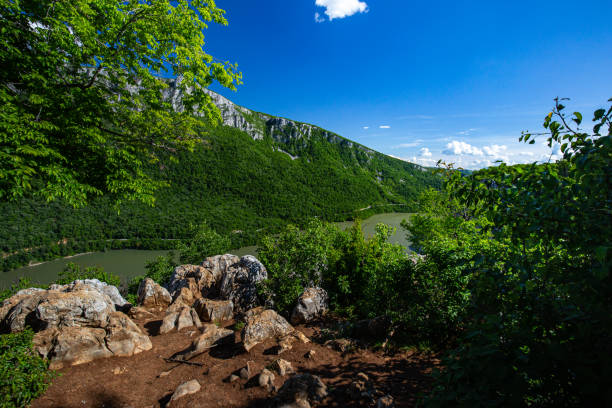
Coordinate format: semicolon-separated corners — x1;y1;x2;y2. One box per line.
0;83;440;271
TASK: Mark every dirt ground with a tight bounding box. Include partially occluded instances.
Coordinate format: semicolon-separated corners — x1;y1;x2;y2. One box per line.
32;314;438;408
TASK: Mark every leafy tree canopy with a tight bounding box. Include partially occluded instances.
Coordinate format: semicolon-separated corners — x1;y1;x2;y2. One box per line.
0;0;241;207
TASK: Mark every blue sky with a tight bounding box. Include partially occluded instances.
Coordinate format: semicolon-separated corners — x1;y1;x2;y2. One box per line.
205;0;612;169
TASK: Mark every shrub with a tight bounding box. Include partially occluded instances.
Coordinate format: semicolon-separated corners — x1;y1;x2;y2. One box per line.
55;262;121;287
422;99;612;406
0;329;55;408
0;277;45;303
177;222;231;264
258;219;343;315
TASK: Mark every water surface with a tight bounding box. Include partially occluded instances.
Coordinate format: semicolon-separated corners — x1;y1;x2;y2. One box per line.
2;213;412;288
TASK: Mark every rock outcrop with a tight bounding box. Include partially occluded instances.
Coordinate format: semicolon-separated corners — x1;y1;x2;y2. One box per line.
0;282;151;369
218;255;267;313
242;309;297;352
165;254;267;315
137;278;172;311
159;302;202;334
193;298;234;322
290;287;328;325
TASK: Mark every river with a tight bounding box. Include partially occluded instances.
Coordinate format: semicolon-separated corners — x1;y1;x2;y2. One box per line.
1;213;413;289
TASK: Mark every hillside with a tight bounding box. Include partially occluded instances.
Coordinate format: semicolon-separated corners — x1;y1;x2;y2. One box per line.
1;84;440;271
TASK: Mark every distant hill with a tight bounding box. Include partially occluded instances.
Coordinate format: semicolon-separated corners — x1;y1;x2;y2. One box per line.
1;83;440;270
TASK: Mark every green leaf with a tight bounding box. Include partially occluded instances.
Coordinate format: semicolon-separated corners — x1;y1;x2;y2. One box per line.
572;112;582;125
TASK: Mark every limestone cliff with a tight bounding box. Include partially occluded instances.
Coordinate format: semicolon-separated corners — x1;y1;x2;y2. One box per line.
162;77;375;159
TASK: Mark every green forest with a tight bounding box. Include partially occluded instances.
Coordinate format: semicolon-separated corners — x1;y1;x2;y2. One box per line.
0;121;440;271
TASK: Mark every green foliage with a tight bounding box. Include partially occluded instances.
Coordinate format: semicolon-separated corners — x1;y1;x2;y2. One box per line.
259;219;440;338
0;0;241;207
325;222;405;318
0;123;440;271
0;329;55;408
258;220;344;314
422;98;612;407
55;262;121;287
178;222;231;264
143;253;177;286
0;278;45;303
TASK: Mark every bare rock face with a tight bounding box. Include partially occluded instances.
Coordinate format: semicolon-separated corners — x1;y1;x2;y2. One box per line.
167;255;239;300
0;288;49;332
176;323;234;360
242;309;294;352
219;255;267;313
290;287;328;325
159;304;202;334
193;298;234;322
128;306;157;321
170;379;201;403
104;312;153;357
33;327;111;370
36;290;115;329
137;278;171;311
166;255;267;314
0;283;152;369
270;374;328;408
50;279;129;310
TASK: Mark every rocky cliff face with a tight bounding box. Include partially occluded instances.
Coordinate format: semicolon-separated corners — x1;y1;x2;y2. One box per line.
163;77;374;158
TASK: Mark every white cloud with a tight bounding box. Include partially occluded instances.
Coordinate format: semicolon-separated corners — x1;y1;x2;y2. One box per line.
443;140;484;156
419;147;432;157
482;144;507;157
314;12;325;23
315;0;368;21
379;125;390;129
362;126;369;130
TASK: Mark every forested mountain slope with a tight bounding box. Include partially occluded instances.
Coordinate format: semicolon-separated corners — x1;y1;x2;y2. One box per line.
1;85;440;270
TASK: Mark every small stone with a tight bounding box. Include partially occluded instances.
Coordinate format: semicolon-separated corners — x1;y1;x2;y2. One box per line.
324;338;352;353
259;368;275;391
273;359;295;376
170;379;200;402
305;350;316;359
229;374;240;383
240;361;256;380
112;366;126;375
376;395;395;408
159;370;172;378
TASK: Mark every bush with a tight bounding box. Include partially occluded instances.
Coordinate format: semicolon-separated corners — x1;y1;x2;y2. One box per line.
0;329;55;408
258;219;343;315
55;262;121;287
177;222;231;264
422;99;612;406
0;277;45;303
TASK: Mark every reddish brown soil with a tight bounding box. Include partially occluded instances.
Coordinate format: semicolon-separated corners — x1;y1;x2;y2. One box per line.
32;315;438;408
